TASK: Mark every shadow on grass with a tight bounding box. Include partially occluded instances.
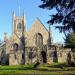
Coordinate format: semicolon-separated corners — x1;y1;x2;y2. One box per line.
47;63;75;68
0;66;75;72
47;63;68;68
0;63;75;72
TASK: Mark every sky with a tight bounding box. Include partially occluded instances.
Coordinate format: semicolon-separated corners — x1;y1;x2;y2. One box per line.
0;0;65;44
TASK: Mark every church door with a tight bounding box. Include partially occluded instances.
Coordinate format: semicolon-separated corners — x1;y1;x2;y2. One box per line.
41;51;47;63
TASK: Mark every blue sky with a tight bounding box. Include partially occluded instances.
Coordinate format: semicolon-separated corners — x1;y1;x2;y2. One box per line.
0;0;65;44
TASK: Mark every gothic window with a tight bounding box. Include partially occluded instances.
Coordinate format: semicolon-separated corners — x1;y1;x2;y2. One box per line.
35;33;43;48
17;23;22;31
13;43;18;51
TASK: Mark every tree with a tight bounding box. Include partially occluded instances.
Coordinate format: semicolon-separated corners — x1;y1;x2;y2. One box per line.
65;33;75;65
65;33;75;50
39;0;75;35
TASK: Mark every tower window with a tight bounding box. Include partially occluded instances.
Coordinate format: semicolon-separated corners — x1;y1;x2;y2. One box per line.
17;23;22;30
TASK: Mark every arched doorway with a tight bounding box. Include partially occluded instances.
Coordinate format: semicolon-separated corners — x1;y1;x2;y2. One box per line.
41;51;47;63
53;50;58;62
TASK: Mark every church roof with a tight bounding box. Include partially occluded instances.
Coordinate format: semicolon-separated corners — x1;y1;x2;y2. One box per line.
28;18;49;33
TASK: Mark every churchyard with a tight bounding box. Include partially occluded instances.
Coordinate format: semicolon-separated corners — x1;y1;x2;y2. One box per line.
0;63;75;75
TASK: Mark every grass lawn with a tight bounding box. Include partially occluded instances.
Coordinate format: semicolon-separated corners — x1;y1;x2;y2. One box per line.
0;63;75;75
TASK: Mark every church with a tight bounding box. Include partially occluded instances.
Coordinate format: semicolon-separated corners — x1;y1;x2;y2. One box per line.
0;11;72;65
8;11;50;65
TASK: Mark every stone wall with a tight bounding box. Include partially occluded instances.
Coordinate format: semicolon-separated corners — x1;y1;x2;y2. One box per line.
9;50;23;65
25;47;37;64
47;47;71;64
57;49;71;63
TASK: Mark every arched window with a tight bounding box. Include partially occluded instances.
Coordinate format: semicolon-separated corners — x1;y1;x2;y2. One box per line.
13;43;18;51
17;23;22;31
35;33;43;47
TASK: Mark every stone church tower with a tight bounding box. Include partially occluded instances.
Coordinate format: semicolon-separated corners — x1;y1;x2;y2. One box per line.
9;11;26;65
12;11;25;44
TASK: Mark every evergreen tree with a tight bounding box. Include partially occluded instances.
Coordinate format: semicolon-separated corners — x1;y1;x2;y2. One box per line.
65;33;75;50
39;0;75;35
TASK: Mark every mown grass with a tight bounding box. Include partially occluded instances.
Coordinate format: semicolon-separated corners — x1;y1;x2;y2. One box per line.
0;63;75;75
